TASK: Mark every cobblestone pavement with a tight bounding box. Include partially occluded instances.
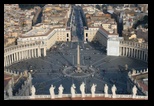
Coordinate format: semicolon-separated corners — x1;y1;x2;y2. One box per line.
6;41;148;95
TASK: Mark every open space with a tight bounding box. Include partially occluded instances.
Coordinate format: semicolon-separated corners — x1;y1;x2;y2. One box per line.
6;41;148;95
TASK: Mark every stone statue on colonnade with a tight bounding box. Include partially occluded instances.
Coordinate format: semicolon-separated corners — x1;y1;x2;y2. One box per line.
111;84;117;98
58;84;64;98
104;84;108;97
91;83;97;97
132;85;137;98
49;85;56;99
80;82;85;97
71;83;76;98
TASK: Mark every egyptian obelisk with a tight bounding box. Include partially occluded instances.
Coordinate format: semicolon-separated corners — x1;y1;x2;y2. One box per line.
77;43;81;72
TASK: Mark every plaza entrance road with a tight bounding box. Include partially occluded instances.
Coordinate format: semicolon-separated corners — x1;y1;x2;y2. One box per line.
6;41;148;95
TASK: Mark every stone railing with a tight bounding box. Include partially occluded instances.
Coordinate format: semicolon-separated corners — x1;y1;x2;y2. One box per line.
6;93;148;100
4;42;46;55
4;41;47;67
4;69;19;76
129;68;148;76
119;41;148;50
119;41;148;63
128;68;148;96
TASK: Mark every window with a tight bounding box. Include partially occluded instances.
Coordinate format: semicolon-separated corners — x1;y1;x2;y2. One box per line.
86;33;88;37
86;38;88;42
67;33;69;37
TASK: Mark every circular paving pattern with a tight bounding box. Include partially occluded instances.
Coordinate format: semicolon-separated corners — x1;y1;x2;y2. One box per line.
62;65;96;78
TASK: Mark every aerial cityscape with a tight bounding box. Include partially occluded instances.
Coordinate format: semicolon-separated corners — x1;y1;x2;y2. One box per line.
4;4;148;100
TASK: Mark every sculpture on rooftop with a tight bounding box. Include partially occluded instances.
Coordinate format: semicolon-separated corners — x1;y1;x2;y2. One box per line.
58;84;64;98
111;84;117;98
31;85;36;97
49;85;56;99
71;83;76;98
80;82;85;97
132;85;137;98
7;83;13;97
104;84;108;97
91;83;97;97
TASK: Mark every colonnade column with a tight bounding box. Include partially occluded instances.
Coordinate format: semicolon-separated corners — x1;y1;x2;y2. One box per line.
27;50;29;59
26;50;28;59
44;47;46;57
128;48;131;57
142;51;144;61
11;54;13;64
23;51;25;59
122;47;124;56
140;51;143;60
13;53;15;62
32;49;34;58
21;51;23;60
137;50;139;59
33;49;36;57
19;52;21;60
7;56;9;66
28;50;31;58
22;51;26;59
139;50;141;60
7;55;10;65
6;56;8;66
38;48;41;57
119;47;121;56
133;49;136;58
126;47;128;56
16;52;19;61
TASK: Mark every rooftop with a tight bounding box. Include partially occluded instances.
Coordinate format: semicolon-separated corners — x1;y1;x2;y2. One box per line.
131;73;148;93
29;96;147;100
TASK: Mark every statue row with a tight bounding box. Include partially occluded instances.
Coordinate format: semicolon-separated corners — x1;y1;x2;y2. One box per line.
31;82;138;98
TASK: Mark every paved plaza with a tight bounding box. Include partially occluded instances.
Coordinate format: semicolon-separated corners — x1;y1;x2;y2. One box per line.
6;41;148;95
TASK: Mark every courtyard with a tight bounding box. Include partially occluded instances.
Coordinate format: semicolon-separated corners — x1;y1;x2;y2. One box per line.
6;41;148;95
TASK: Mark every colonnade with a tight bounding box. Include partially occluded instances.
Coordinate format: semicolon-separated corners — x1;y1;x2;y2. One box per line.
4;42;47;67
119;41;148;63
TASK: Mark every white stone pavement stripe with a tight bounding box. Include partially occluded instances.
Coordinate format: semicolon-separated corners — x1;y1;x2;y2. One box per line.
92;77;112;86
72;55;74;65
52;77;65;85
47;56;66;65
38;58;62;67
95;57;118;68
91;56;108;66
71;42;73;48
